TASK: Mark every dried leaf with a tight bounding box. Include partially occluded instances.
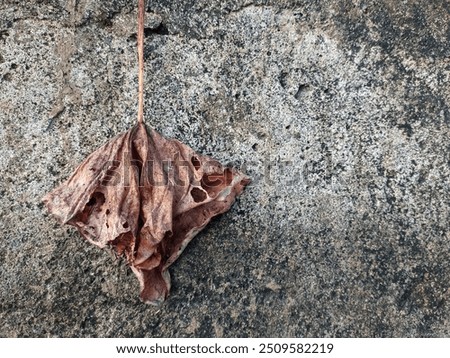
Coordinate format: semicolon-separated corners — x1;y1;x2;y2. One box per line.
43;123;249;304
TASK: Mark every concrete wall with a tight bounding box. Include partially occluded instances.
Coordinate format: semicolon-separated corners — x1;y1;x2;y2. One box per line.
1;0;449;336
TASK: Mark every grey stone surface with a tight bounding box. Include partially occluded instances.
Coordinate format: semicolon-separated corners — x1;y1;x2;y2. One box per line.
0;0;449;337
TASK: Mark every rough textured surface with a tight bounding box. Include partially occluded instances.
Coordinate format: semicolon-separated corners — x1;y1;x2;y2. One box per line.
0;0;449;337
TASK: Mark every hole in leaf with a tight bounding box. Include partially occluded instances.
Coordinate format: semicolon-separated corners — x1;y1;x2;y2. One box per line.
191;156;201;170
86;192;105;207
86;197;96;206
106;209;110;215
123;222;129;229
191;187;207;203
201;168;233;197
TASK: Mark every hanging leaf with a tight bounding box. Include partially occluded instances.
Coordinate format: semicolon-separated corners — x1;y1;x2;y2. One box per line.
44;123;249;304
44;0;249;304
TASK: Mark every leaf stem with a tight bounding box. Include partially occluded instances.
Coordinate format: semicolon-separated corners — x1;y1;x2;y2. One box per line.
137;0;145;124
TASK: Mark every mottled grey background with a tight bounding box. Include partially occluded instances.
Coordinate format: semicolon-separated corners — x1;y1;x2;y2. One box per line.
1;0;449;337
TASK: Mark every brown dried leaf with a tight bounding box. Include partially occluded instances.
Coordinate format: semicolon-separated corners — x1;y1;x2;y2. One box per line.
43;123;250;304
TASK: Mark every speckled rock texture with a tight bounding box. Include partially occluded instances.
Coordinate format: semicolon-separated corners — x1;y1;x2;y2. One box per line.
0;0;449;337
